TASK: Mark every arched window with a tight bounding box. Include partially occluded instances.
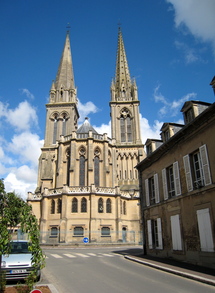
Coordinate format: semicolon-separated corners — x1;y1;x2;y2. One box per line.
120;109;133;143
94;156;100;186
51;199;55;214
62;115;67;136
66;149;70;186
123;201;127;215
120;199;122;214
98;198;103;213
101;227;110;236
74;226;84;236
81;197;87;213
53;116;58;144
72;198;78;213
79;155;85;186
106;198;112;213
57;198;62;213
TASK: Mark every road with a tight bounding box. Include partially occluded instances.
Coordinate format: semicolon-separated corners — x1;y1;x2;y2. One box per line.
40;246;214;293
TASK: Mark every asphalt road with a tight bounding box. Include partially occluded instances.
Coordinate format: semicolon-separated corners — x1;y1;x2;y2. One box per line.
40;246;215;293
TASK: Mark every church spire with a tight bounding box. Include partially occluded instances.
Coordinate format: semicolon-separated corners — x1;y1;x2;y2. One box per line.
111;27;138;101
49;32;77;104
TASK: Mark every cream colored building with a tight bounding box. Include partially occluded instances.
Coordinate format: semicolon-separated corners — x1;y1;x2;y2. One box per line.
137;98;215;268
28;29;145;244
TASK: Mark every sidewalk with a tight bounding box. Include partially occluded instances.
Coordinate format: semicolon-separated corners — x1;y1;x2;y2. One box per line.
125;254;215;286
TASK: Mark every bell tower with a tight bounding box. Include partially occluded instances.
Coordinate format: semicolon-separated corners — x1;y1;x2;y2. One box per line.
44;31;79;147
110;28;142;146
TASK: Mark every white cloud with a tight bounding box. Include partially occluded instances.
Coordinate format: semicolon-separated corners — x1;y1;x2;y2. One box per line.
6;101;38;131
153;85;196;117
140;115;163;143
20;89;35;100
94;121;111;137
8;132;43;167
78;99;99;122
4;170;37;199
174;41;200;64
167;0;215;55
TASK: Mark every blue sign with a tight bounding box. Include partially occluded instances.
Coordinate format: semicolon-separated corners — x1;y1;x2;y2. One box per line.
83;237;89;243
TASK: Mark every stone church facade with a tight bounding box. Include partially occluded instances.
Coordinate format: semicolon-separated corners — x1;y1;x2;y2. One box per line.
28;29;145;244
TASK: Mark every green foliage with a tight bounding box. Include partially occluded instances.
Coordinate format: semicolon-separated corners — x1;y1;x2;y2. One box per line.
0;179;45;291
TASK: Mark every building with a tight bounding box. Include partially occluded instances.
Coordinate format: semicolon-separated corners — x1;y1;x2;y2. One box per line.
136;99;215;268
27;28;145;244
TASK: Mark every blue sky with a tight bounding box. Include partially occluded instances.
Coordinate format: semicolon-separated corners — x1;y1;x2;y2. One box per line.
0;0;214;198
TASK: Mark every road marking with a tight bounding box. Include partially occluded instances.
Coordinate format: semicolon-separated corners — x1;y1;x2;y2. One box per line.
50;254;63;258
75;253;90;258
63;254;77;258
87;253;97;256
99;253;115;257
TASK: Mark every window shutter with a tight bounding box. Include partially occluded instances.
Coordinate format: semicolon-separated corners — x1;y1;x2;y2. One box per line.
145;179;150;206
170;214;182;250
157;218;163;249
162;168;168;200
147;220;153;249
173;161;181;196
199;144;212;186
197;208;214;252
183;155;193;192
154;174;160;203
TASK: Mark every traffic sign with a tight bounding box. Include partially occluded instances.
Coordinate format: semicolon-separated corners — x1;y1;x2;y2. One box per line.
30;289;42;293
83;237;89;243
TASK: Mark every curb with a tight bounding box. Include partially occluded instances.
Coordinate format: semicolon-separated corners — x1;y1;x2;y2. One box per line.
125;255;215;287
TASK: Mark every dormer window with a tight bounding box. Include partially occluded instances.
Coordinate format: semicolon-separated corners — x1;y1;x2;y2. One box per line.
164;130;170;142
184;108;194;124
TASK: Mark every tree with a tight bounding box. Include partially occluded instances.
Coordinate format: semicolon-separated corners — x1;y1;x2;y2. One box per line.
0;179;45;292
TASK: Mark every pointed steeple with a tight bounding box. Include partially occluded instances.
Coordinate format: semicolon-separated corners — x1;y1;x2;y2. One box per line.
111;28;138;101
49;32;77;103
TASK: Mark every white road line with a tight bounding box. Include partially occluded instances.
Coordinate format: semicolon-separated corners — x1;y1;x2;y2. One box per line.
63;254;77;258
87;253;97;256
75;253;90;258
100;253;114;257
50;254;63;258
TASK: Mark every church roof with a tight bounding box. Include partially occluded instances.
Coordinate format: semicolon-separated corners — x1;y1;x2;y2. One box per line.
77;117;98;134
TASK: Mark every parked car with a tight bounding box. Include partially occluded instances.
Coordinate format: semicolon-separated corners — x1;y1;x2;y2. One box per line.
1;240;41;281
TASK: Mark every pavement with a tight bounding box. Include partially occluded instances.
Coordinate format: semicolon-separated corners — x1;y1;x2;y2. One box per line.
125;253;215;287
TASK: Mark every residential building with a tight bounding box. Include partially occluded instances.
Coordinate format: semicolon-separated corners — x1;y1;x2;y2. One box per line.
136;99;215;268
27;28;145;244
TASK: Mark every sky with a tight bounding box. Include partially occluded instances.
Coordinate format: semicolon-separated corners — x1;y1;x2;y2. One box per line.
0;0;214;199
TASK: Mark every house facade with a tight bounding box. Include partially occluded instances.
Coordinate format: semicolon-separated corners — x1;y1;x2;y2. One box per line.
27;29;145;244
136;100;215;268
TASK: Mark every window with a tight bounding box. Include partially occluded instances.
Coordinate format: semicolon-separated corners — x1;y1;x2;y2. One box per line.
123;201;126;215
50;227;58;238
170;214;182;251
57;198;62;213
51;199;55;214
73;227;84;236
66;150;70;186
162;162;181;200
79;155;85;186
81;197;87;213
72;198;78;213
94;156;100;186
98;198;103;213
147;218;163;249
106;198;111;213
101;227;110;236
62;115;67;136
53;116;58;144
167;166;175;197
120;109;133;143
145;174;159;206
183;145;211;191
184;108;194;124
197;208;214;252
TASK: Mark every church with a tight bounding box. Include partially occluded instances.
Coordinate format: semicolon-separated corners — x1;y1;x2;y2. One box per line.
28;28;145;244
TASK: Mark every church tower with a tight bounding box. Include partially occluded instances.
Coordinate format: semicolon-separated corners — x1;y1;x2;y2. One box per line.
44;32;79;147
110;27;142;145
110;28;144;192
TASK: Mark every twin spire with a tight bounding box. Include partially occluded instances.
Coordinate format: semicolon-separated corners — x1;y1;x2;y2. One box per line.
49;28;137;104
